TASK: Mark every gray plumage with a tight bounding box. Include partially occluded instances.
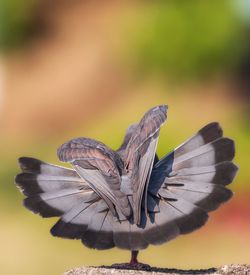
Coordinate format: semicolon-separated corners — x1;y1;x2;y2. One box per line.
15;105;238;251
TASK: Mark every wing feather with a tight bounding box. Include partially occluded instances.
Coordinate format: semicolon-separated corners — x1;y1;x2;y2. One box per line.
124;105;167;224
57;137;131;218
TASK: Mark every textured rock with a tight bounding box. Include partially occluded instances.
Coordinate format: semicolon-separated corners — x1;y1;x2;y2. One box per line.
64;264;250;275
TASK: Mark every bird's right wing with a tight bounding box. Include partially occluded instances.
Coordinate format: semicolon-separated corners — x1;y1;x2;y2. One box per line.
124;105;167;224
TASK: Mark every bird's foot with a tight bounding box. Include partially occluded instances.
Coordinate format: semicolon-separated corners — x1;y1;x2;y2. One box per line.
111;262;151;270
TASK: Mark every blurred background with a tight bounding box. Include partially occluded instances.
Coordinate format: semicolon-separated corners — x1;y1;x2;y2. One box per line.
0;0;250;274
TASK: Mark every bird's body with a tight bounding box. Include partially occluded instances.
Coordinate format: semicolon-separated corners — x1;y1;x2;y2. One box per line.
15;105;238;263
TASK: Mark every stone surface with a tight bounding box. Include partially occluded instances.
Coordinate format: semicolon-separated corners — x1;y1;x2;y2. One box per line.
64;264;250;275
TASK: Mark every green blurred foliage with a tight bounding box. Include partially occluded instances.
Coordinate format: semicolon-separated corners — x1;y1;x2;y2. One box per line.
124;0;247;80
0;0;38;49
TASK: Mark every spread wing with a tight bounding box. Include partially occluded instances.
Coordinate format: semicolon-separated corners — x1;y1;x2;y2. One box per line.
124;105;167;224
57;137;131;219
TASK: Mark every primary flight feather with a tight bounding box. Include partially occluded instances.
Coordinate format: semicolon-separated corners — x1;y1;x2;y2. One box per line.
15;105;238;264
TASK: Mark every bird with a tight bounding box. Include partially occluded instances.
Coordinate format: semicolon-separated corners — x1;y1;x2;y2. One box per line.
15;105;238;268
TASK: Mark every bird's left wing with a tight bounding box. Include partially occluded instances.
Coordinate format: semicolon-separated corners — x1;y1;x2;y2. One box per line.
124;105;167;224
57;137;131;219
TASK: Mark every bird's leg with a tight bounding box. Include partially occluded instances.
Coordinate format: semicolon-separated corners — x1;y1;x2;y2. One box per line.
111;250;150;270
128;250;150;268
130;250;139;265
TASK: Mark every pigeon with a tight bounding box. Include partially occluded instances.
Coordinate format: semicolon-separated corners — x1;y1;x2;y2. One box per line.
15;105;238;267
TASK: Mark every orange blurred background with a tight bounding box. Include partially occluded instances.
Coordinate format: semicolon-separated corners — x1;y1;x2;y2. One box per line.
1;1;250;275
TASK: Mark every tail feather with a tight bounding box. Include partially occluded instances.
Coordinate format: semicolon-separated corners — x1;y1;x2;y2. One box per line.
16;173;84;197
16;157;94;218
148;122;238;242
112;219;133;250
143;207;180;245
82;209;115;250
16;157;88;196
18;157;77;177
110;192;208;250
158;197;209;235
16;157;115;248
24;188;98;217
127;221;149;250
168;161;238;186
51;200;99;239
24;196;63;217
173;122;223;158
172;137;235;170
112;214;151;250
160;183;233;212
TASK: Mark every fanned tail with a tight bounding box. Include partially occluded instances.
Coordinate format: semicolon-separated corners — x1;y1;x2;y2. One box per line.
141;122;239;246
15;122;238;251
15;157;115;249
